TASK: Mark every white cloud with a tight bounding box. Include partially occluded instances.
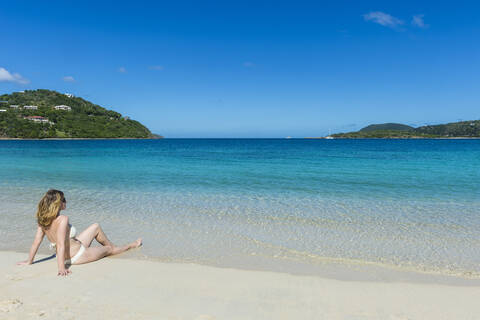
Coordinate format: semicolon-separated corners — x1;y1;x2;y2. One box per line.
0;67;30;84
363;11;404;28
149;65;164;71
62;76;75;82
118;67;127;73
243;62;255;67
412;14;428;28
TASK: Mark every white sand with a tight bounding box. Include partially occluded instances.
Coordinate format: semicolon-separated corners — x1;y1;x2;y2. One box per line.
1;251;479;320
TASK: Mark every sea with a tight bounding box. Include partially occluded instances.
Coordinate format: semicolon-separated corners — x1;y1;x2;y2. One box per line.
0;139;479;279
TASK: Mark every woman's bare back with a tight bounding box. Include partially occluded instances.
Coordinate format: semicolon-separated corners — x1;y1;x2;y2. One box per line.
42;215;82;260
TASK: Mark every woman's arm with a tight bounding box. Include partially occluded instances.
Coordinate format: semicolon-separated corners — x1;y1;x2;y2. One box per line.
55;215;71;276
17;226;44;265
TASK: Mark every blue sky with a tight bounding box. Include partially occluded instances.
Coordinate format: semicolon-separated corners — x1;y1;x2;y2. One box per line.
0;1;479;137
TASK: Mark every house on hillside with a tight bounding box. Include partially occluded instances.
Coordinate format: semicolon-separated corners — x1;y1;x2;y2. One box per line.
9;105;20;109
0;109;6;112
24;116;52;124
54;105;72;111
24;105;38;110
64;93;74;98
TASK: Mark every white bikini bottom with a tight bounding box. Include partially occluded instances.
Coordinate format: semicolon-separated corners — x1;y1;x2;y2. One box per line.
65;244;86;265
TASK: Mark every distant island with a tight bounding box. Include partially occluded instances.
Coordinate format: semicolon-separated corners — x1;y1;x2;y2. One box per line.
309;121;480;139
0;89;161;139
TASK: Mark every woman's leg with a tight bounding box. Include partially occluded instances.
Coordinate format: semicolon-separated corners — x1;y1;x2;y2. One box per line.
73;239;142;265
76;223;114;247
73;246;111;265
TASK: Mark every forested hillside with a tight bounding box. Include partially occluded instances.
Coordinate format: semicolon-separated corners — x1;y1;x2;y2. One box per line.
331;120;480;138
0;90;155;139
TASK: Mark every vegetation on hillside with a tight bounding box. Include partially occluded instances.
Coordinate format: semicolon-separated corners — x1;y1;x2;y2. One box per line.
0;89;155;139
414;120;480;137
331;120;480;138
331;130;437;138
359;123;414;132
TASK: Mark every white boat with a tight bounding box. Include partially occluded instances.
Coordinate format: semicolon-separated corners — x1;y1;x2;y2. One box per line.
325;129;334;139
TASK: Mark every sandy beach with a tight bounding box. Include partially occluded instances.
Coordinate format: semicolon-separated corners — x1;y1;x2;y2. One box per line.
2;0;480;318
1;251;479;320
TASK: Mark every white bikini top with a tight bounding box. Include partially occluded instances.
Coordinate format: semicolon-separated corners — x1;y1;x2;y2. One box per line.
49;225;77;250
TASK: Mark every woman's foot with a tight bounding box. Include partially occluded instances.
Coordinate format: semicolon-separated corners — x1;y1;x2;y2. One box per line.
130;238;142;249
106;238;142;256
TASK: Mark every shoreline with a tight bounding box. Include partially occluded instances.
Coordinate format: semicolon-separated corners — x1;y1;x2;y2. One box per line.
128;252;480;287
1;137;480;140
305;136;480;139
9;247;480;286
2;251;479;319
0;137;162;140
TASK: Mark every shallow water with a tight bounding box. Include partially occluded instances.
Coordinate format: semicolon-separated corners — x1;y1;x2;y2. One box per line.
1;139;479;277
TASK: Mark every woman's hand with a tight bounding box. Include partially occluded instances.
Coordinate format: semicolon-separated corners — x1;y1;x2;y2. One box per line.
57;268;72;276
23;226;45;267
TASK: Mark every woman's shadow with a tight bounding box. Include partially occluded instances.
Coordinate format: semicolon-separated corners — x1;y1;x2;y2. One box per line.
32;254;57;264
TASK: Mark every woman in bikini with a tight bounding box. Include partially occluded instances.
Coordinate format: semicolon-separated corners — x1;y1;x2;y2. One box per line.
17;189;142;276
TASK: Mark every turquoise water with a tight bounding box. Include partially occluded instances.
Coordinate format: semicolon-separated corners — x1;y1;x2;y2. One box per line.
1;139;479;276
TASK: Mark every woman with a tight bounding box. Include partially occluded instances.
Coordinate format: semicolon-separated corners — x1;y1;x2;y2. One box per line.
17;189;142;276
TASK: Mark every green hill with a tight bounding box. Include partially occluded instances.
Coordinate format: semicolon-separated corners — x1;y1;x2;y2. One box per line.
414;120;480;137
331;120;480;138
360;123;414;132
0;89;156;139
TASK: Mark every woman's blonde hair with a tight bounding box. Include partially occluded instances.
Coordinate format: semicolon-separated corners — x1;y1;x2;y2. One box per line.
36;189;65;228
